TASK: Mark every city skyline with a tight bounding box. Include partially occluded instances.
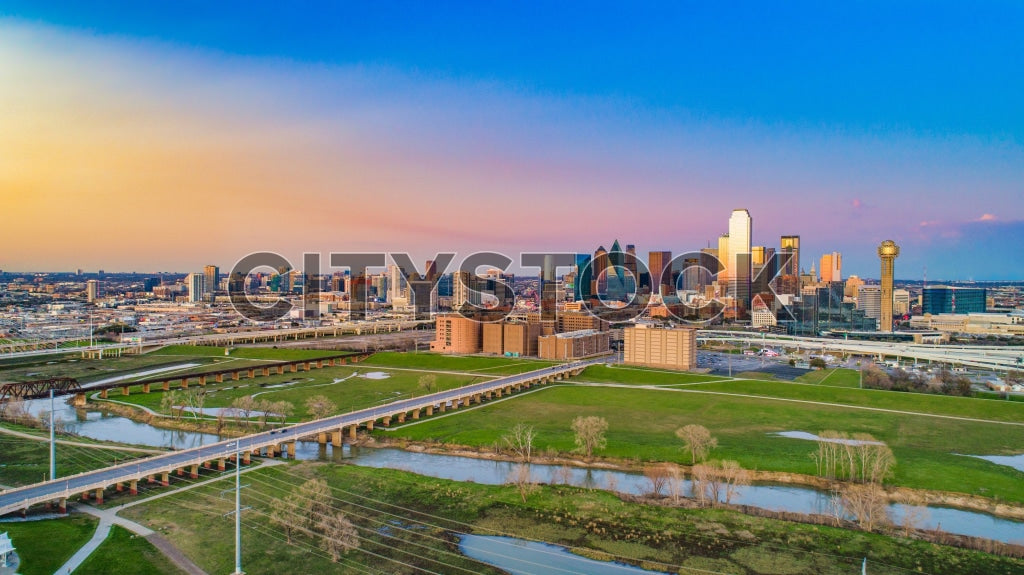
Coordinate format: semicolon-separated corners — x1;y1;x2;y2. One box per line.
2;5;1023;279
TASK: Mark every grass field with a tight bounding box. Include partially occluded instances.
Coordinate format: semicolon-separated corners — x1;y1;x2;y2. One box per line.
795;367;863;387
75;525;185;575
118;462;1024;575
384;383;1024;502
0;515;98;575
362;351;559;374
0;428;153;487
682;378;1024;423
155;345;344;360
576;364;729;386
0;345;345;384
105;363;494;421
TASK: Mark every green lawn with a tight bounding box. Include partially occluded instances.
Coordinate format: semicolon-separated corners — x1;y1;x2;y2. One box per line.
384;384;1024;502
104;364;493;421
119;462;1024;575
795;367;863;387
576;364;728;386
684;379;1024;423
362;351;559;374
155;345;344;360
0;515;98;575
75;525;185;575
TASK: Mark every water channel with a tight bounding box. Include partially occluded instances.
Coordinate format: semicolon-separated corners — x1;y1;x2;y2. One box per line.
21;395;1024;547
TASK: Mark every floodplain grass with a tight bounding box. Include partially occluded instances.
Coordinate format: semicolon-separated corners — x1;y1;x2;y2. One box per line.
154;344;344;361
577;364;729;386
795;367;863;387
0;345;349;384
104;364;491;421
0;514;98;575
0;432;151;487
385;384;1024;503
119;464;508;575
683;378;1024;423
75;524;186;575
120;462;1024;575
362;351;559;374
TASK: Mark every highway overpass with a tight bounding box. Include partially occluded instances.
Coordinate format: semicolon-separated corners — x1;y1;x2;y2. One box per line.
699;330;1024;371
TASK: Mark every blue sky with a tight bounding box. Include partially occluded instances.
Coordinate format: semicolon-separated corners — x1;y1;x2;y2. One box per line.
2;3;1022;279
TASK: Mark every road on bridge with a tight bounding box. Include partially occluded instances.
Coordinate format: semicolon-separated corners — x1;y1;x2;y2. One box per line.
0;358;604;516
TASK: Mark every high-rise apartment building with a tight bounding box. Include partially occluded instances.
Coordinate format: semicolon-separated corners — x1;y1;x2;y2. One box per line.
878;240;900;332
86;279;99;303
388;265;408;303
203;265;220;298
186;273;205;303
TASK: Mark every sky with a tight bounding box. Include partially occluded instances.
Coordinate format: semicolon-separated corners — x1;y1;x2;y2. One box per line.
1;3;1023;280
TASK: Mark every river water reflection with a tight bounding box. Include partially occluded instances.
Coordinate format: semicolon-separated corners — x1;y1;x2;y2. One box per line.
23;396;1024;545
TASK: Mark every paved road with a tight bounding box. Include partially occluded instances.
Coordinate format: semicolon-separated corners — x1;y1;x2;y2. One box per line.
0;360;597;516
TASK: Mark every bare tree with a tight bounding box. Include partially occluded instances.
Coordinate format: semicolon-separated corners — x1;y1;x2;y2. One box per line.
501;423;537;463
0;399;33;425
603;474;619;492
716;460;750;505
691;460;749;506
666;463;684;504
179;388;207;420
896;494;931;537
269;493;304;543
305;395;336;421
231;395;257;427
319;511;359;562
811;431;894;484
271;400;295;425
691;463;717;506
837;483;890;531
571;416;608;458
297;478;333;519
643;463;672;497
675;424;718;464
417;374;437;394
507;464;538;502
550;465;573;485
161;390;183;421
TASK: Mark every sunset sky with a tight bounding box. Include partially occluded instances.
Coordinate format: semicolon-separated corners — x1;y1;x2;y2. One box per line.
2;3;1022;279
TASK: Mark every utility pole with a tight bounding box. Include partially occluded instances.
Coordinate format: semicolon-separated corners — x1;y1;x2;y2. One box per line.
49;389;56;481
234;445;243;575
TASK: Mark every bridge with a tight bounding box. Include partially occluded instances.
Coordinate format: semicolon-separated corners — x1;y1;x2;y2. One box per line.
699;330;1024;371
0;378;82;404
0;354;369;409
0;319;434;359
0;361;590;517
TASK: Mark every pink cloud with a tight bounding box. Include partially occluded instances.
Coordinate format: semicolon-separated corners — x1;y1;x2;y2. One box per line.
977;213;997;222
